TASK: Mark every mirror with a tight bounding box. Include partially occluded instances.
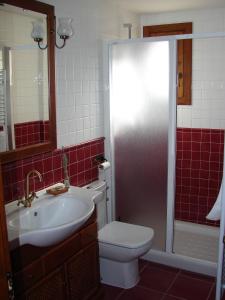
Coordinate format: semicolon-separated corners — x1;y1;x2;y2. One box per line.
0;0;56;163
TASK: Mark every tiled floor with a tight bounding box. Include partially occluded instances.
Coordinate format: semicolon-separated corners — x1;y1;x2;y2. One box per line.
102;260;216;300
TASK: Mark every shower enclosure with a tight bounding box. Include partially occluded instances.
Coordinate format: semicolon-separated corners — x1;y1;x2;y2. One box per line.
173;36;225;263
110;40;172;250
107;33;225;300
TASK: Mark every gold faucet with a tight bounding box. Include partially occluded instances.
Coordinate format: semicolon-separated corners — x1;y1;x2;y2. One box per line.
17;170;43;208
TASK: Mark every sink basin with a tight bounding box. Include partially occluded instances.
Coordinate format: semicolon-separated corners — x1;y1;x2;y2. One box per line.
6;186;101;250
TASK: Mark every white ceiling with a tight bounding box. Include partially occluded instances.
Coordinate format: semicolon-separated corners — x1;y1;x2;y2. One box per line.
115;0;225;14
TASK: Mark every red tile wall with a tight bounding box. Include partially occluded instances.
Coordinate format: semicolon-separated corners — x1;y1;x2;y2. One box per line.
3;138;104;204
14;120;50;148
175;128;224;227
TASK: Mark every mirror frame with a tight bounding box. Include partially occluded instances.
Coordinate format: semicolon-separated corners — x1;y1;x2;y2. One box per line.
0;0;56;163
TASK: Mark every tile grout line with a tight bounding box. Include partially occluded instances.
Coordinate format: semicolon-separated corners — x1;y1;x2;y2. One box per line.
165;271;215;300
161;292;186;300
136;269;181;299
115;288;126;300
160;293;167;300
165;270;182;294
108;266;215;300
136;284;167;294
136;265;182;294
206;282;216;300
139;261;149;274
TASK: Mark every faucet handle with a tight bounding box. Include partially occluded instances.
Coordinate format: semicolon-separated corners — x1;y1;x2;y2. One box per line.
17;197;26;206
27;192;38;204
17;198;25;207
31;191;38;199
17;193;38;208
24;192;37;208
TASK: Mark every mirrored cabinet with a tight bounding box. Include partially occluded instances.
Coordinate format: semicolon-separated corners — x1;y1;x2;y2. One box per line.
0;0;56;163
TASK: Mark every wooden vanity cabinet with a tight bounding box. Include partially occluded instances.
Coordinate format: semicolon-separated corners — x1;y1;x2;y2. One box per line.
23;268;67;300
66;242;99;299
11;213;103;300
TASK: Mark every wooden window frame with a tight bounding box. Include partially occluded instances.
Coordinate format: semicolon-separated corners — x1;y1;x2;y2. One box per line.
143;22;192;105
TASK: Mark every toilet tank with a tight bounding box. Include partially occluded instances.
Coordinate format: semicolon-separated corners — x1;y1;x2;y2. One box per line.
84;180;107;229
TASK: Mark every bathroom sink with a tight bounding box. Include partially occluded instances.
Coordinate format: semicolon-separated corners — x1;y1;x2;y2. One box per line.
6;186;101;250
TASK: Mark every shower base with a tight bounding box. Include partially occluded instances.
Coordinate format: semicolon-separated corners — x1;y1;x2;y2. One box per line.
173;220;219;263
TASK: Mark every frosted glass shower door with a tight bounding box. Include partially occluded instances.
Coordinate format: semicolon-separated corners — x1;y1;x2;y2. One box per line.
110;40;171;250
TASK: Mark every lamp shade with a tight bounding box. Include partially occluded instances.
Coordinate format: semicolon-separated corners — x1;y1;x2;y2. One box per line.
57;17;73;38
31;21;44;39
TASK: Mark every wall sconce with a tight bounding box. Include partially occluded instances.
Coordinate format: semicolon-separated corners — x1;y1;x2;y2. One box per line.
31;17;73;50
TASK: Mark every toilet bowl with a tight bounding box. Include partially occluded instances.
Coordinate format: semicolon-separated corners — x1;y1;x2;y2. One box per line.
84;181;154;289
99;221;154;288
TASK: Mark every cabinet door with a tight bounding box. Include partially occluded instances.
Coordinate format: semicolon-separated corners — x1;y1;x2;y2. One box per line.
13;259;44;296
67;242;100;300
24;268;66;300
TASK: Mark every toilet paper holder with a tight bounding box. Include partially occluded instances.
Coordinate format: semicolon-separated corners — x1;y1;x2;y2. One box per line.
93;155;107;165
94;155;111;171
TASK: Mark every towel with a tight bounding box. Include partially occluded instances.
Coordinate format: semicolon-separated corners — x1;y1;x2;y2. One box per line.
206;182;223;221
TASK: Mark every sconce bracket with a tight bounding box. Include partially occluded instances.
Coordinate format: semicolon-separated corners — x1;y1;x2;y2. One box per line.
34;38;48;50
55;36;69;49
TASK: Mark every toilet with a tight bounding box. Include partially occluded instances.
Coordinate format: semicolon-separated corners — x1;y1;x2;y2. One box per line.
85;180;154;289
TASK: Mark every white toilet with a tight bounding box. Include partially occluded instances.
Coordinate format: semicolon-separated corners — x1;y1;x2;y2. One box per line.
85;180;154;289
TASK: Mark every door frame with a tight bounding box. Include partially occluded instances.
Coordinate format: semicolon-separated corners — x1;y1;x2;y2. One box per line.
216;146;225;299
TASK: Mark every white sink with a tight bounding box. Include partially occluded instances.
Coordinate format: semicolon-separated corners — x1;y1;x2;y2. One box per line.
6;186;101;250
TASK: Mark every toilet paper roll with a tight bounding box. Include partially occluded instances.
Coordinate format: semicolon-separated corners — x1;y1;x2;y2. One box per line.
98;161;111;170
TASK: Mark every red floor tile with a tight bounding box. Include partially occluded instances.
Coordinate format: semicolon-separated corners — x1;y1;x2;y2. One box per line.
147;262;180;273
118;286;164;300
167;274;213;300
162;295;186;300
139;259;149;272
102;284;123;300
138;263;179;293
179;270;215;283
101;262;215;300
208;285;216;300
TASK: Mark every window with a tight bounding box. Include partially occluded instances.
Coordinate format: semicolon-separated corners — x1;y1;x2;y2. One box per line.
143;22;192;105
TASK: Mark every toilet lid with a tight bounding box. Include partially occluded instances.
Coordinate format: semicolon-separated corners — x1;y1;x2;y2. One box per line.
98;221;154;249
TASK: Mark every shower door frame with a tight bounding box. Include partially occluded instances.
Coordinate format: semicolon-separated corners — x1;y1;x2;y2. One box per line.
107;37;177;251
105;31;225;300
109;38;175;250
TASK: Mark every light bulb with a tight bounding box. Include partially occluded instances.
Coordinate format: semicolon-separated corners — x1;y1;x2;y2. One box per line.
31;21;44;40
57;17;73;38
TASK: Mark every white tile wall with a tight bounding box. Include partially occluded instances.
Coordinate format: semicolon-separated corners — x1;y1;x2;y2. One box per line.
141;8;225;129
44;0;139;148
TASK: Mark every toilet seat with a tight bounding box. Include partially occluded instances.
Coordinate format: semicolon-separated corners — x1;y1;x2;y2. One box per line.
98;221;154;249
